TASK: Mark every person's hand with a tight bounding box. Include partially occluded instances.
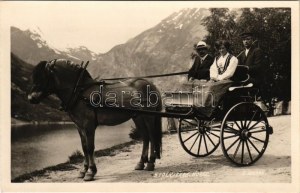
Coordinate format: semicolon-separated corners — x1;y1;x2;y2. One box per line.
209;78;218;83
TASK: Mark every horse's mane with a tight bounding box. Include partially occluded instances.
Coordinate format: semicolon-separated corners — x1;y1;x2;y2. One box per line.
33;59;93;81
55;59;93;79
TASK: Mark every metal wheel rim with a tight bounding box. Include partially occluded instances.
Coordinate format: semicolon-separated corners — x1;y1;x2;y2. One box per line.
220;102;269;166
178;118;220;157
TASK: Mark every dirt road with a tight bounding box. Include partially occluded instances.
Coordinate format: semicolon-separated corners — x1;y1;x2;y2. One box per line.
22;115;291;183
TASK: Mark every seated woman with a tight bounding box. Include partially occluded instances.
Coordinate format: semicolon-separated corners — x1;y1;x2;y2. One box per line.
210;40;238;82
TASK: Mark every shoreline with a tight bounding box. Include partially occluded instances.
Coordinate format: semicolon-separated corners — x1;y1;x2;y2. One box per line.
11;118;74;127
12;140;138;182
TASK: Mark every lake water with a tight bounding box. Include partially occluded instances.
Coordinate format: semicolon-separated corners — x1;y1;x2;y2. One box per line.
11;121;133;179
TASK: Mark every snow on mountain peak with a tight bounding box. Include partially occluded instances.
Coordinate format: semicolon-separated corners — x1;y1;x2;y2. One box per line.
26;27;64;52
161;8;205;27
172;11;183;21
31;26;44;36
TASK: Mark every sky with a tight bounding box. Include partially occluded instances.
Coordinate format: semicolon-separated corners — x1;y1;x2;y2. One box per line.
2;2;192;53
1;1;292;54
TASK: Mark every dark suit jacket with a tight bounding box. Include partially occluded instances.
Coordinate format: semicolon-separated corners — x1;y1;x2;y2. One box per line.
188;54;214;80
237;46;264;84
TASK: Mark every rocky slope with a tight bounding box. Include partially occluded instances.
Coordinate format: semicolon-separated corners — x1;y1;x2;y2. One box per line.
92;8;209;89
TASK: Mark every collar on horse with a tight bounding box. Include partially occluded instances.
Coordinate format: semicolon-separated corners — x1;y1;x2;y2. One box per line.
46;59;98;112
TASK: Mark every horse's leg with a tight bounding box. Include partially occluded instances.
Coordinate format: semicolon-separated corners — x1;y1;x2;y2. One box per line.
77;129;89;178
144;116;157;171
145;142;156;171
134;135;149;170
82;123;97;181
133;117;149;170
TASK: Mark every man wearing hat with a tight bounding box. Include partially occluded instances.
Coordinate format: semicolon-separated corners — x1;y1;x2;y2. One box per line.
237;32;264;85
188;41;214;81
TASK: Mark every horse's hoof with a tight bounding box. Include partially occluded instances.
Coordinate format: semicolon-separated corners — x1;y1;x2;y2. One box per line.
78;171;86;178
134;162;145;170
83;173;95;181
83;166;97;181
145;163;155;171
83;171;96;181
78;165;88;178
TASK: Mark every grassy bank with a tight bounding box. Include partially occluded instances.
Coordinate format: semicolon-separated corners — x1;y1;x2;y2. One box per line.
12;140;138;182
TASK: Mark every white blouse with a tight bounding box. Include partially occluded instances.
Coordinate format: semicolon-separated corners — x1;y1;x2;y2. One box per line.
210;53;238;81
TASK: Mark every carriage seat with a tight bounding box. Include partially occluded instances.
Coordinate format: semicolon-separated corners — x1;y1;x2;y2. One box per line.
231;65;250;83
229;65;253;91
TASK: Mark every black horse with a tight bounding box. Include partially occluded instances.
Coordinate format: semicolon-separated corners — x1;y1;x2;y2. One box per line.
27;59;162;181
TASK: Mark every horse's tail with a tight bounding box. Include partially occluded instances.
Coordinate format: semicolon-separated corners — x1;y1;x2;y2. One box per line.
153;115;162;159
154;100;162;159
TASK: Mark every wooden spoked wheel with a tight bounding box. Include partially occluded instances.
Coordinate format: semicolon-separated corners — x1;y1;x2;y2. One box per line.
178;118;221;157
220;102;271;166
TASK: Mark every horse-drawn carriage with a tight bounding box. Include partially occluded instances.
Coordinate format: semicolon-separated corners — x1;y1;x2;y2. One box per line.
163;68;273;166
27;59;273;181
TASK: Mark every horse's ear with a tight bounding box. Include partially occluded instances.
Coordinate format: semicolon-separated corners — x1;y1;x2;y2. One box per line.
45;60;55;73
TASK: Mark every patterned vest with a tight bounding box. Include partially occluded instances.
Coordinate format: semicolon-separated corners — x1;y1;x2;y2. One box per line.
215;54;233;75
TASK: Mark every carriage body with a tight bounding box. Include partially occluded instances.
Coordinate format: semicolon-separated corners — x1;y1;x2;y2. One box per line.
164;66;273;166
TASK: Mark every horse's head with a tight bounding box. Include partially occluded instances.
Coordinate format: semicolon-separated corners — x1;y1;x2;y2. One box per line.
28;60;56;104
28;59;93;104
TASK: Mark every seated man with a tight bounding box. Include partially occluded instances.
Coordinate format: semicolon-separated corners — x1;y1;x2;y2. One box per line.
188;41;214;81
237;32;264;86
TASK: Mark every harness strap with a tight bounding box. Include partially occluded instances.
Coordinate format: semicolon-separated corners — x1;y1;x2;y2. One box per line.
64;61;89;111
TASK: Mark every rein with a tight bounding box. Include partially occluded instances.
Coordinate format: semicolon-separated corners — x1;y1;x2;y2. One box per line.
53;70;189;91
45;59;189;111
101;71;189;81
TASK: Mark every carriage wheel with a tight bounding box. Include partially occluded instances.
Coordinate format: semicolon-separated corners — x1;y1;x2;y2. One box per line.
178;118;220;157
220;102;271;166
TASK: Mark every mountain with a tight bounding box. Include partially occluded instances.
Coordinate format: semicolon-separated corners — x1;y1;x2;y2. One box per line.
11;27;93;65
91;8;209;89
11;8;209;87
